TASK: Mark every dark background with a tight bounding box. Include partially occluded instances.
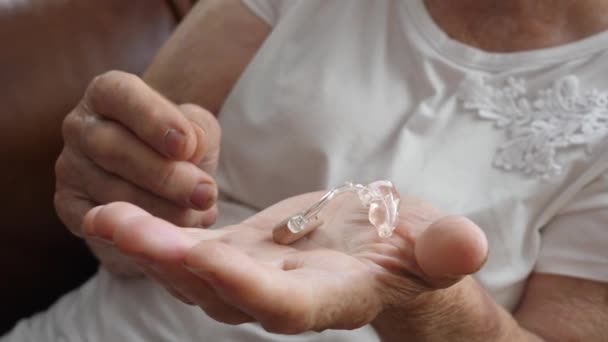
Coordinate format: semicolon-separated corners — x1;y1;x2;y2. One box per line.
0;0;181;333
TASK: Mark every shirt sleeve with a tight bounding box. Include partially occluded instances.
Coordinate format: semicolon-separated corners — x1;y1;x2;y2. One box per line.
241;0;283;26
535;171;608;283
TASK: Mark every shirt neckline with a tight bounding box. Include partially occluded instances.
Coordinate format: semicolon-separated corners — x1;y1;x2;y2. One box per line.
403;0;608;71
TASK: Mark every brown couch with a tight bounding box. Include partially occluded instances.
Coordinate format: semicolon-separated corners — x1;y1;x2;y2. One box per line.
0;0;185;332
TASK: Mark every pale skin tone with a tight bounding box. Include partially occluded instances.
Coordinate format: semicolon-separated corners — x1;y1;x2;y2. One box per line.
54;0;608;340
55;0;267;274
84;194;489;333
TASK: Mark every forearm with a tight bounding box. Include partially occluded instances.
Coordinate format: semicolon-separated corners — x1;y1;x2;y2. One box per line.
143;0;271;113
372;276;543;342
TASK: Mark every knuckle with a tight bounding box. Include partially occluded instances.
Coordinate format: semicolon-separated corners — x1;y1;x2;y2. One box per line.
85;72;113;106
178;103;221;165
84;125;119;162
91;70;135;93
181;103;221;140
61;111;82;142
86;70;140;112
157;162;179;192
54;154;69;181
98;70;132;82
53;190;83;237
85;75;104;99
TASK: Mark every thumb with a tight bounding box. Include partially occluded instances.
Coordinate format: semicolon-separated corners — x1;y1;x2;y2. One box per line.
414;215;488;289
178;103;221;173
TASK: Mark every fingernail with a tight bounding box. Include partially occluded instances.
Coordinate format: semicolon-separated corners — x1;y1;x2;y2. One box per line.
165;128;185;158
190;183;215;210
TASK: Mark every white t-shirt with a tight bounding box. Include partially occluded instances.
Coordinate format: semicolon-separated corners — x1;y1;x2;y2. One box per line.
5;0;608;341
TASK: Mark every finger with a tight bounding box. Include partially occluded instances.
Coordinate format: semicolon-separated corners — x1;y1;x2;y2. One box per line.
184;241;314;334
70;115;216;210
85;202;199;262
59;146;217;227
178;103;221;170
84;70;197;159
54;190;95;238
87;203;279;327
54;159;97;237
415;215;488;289
138;263;196;305
82;205;104;236
56;167;143;276
88;202;225;262
151;261;254;325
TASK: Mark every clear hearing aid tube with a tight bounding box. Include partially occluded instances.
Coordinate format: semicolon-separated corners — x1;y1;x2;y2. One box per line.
273;181;400;244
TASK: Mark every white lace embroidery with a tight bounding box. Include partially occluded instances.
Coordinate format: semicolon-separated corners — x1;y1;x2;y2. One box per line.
459;76;608;179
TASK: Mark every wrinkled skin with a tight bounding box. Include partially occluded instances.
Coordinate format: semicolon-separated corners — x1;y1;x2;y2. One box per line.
84;191;488;334
55;71;221;275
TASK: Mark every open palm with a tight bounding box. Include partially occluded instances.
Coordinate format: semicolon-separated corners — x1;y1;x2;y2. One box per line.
84;191;487;333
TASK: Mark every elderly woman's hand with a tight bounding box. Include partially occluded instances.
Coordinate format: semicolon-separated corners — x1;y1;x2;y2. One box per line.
55;70;221;276
83;191;487;333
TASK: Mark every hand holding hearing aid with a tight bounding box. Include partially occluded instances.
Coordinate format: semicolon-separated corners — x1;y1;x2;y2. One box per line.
83;186;488;331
